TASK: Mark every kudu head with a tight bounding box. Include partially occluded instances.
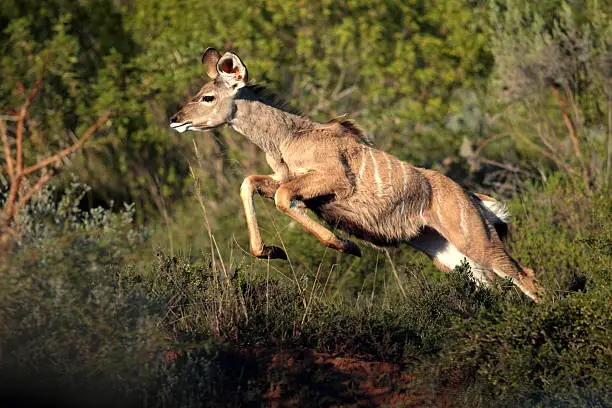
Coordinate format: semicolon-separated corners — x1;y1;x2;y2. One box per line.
169;48;248;133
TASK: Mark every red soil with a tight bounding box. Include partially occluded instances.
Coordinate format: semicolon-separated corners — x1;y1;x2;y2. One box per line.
238;348;453;408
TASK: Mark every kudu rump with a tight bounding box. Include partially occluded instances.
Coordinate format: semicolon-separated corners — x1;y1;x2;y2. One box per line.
170;48;544;302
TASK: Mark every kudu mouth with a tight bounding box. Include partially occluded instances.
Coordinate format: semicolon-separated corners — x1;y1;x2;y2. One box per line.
169;121;218;133
169;121;192;133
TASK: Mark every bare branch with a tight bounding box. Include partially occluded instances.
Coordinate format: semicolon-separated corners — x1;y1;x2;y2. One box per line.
0;119;14;179
22;111;111;177
1;83;110;247
1;173;22;224
15;107;26;176
479;158;528;174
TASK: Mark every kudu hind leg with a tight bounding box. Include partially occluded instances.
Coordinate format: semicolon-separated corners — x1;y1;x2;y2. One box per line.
240;175;286;259
439;212;543;302
408;228;493;283
274;175;361;257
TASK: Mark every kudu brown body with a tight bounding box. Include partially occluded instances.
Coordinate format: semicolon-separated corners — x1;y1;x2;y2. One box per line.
170;48;544;302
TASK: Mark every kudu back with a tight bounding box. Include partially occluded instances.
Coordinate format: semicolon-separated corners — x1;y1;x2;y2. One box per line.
170;48;544;302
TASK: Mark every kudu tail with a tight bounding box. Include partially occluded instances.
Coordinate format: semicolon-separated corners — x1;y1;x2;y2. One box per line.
471;193;510;241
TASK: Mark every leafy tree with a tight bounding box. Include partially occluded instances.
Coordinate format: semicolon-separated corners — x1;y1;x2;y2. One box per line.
2;0;493;214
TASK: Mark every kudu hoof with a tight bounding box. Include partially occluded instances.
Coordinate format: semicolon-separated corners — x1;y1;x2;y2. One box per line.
255;245;288;260
340;239;362;257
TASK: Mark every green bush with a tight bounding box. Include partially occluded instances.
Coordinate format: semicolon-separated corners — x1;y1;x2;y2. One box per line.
1;182;158;404
440;291;610;407
0;184;242;407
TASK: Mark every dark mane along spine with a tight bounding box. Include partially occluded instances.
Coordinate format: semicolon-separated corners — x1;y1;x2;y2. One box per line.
325;117;372;145
244;84;301;115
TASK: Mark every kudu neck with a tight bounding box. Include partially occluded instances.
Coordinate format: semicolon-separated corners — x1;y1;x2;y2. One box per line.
228;90;311;155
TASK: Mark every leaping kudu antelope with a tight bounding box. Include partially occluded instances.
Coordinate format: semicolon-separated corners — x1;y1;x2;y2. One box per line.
170;48;544;302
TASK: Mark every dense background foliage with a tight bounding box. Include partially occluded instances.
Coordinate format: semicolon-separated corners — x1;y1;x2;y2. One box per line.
1;0;611;406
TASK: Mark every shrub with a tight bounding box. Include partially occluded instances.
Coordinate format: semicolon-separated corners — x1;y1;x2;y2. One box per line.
440;290;611;407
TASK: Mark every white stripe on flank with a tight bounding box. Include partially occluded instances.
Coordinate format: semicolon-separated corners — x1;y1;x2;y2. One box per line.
384;153;393;183
369;149;383;197
460;206;469;235
358;147;367;183
399;162;409;215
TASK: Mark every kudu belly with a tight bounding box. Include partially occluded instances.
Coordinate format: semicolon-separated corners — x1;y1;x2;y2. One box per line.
305;191;428;247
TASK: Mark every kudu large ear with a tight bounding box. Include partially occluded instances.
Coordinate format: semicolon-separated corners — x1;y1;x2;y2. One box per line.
216;52;248;89
202;47;221;79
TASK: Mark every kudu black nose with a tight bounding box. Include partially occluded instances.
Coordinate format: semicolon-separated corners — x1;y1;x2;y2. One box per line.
169;114;178;124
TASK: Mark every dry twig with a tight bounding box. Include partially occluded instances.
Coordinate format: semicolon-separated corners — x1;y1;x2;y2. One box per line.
0;76;111;256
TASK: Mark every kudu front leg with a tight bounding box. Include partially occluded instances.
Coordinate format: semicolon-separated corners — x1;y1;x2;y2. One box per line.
274;175;361;257
240;175;286;259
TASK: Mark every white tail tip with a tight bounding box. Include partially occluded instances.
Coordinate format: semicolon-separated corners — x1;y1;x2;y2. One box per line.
472;193;511;225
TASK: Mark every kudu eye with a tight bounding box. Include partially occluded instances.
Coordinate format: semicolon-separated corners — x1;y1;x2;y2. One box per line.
201;95;215;103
